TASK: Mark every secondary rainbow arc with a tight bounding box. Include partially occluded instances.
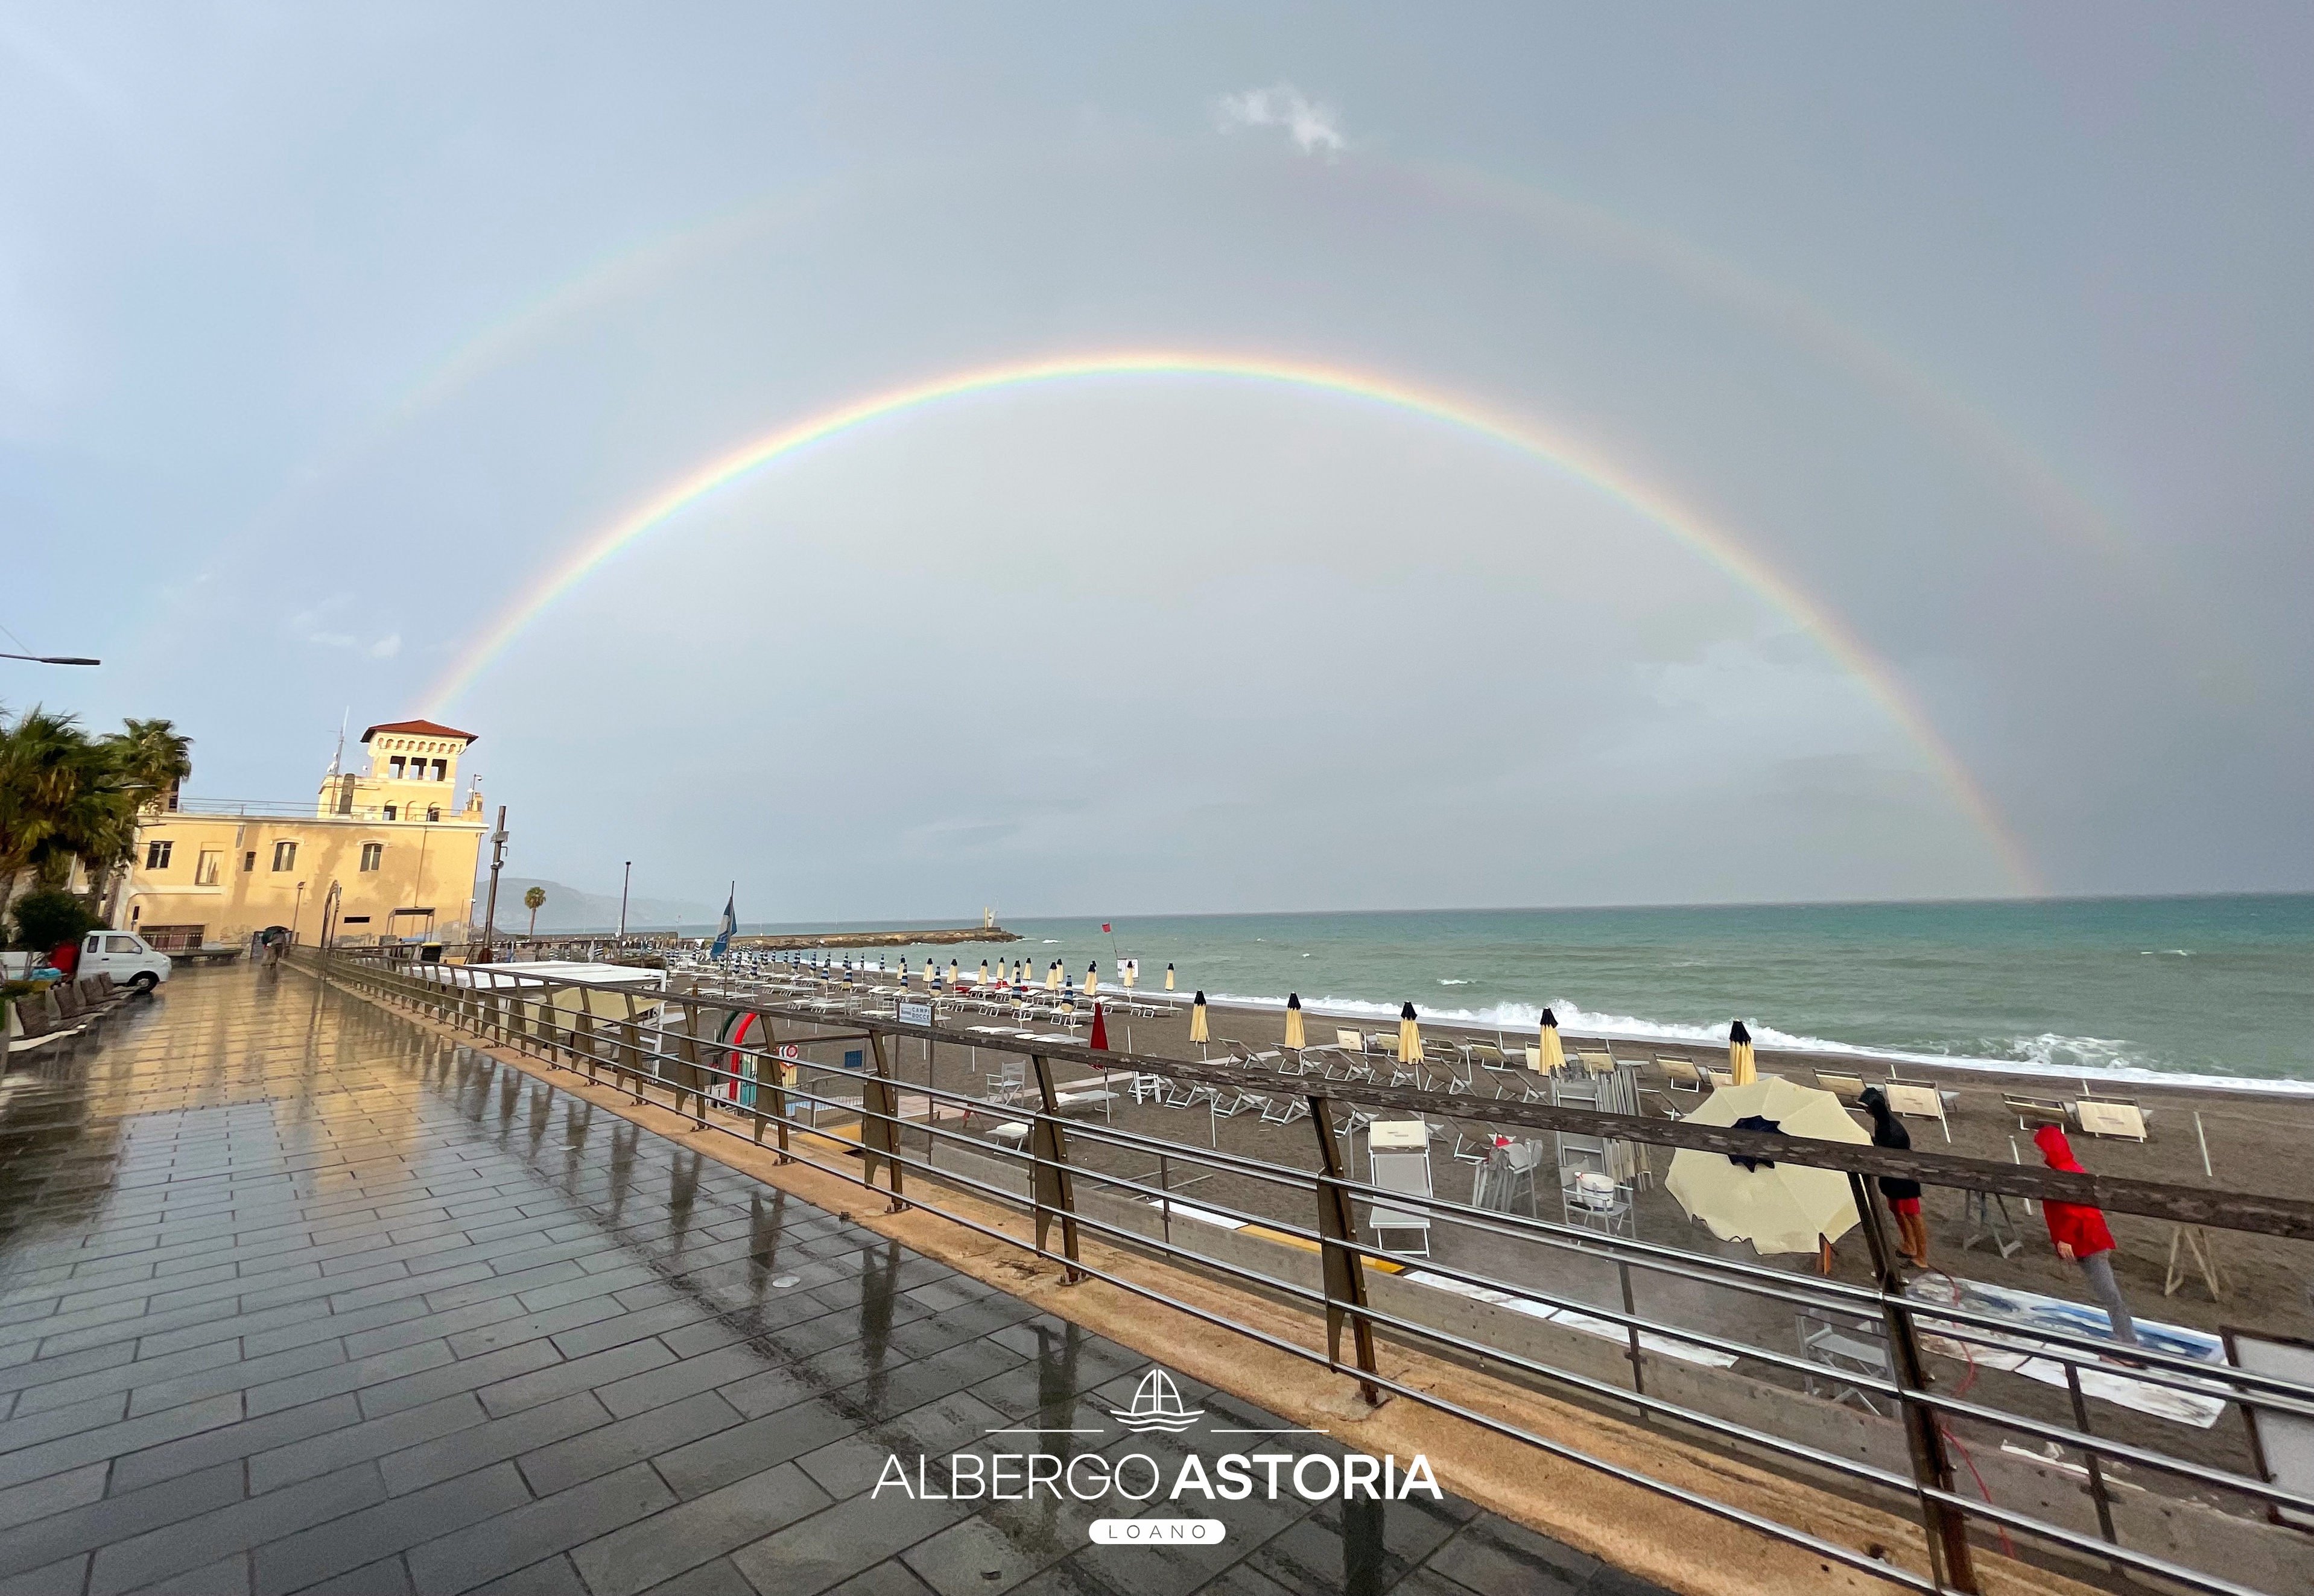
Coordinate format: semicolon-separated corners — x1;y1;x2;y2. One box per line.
422;350;2037;892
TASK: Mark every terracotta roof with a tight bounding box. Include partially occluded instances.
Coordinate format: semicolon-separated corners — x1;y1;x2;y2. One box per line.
360;719;478;745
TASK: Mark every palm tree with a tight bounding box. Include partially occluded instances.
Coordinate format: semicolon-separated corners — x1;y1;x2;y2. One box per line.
523;885;546;936
1;709;196;936
0;708;109;930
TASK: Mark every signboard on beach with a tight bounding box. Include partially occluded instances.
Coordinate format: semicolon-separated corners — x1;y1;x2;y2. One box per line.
897;1000;933;1027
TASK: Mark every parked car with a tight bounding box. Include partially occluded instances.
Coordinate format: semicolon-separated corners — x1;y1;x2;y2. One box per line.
75;931;174;992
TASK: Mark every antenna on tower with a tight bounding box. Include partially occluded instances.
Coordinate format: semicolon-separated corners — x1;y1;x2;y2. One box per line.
326;707;348;777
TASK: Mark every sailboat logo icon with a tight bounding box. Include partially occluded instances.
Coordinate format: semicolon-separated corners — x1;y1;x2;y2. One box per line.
1108;1370;1205;1434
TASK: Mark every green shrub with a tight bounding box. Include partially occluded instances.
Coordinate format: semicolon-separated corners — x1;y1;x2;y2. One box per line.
9;890;100;952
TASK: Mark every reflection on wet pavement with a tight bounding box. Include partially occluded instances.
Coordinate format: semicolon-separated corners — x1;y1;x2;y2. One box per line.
0;966;1658;1595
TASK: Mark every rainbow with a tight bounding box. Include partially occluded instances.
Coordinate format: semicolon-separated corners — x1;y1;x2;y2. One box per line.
422;350;2039;891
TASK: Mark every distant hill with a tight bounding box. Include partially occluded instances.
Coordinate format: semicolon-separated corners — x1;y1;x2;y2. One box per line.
478;876;720;933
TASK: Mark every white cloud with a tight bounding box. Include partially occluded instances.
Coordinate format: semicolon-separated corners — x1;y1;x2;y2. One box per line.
289;604;400;659
1215;83;1348;156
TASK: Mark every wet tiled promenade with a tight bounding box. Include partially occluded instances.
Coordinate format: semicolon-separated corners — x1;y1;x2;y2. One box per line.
0;967;1655;1596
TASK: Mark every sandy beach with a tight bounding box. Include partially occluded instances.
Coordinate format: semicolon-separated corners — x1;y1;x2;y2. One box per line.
741;978;2314;1491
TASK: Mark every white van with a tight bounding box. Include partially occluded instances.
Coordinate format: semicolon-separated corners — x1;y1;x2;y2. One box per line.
78;931;173;993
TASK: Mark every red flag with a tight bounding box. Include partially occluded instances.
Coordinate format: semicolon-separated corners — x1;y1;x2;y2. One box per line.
1089;1002;1109;1051
1101;923;1111;933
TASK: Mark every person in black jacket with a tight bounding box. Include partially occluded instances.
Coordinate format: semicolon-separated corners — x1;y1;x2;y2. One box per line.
1859;1088;1929;1268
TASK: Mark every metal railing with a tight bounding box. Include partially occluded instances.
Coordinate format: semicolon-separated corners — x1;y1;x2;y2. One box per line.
312;947;2314;1596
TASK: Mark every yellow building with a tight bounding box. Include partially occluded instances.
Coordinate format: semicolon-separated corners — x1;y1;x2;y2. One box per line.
120;718;489;950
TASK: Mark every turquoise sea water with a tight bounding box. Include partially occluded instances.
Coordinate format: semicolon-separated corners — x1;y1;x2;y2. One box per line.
720;896;2313;1084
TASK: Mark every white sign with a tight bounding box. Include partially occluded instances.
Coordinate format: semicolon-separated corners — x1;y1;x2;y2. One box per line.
897;1001;934;1027
1118;958;1139;978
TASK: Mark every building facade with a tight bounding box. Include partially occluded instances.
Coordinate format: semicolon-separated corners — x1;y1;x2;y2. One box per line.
120;718;489;949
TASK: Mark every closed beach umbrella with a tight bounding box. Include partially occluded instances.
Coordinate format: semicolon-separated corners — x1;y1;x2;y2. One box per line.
1085;961;1099;997
1047;961;1062;993
978;960;989;984
1284;993;1306;1051
1537;1008;1565;1074
1729;1020;1757;1086
949;958;960;984
1397;1002;1421;1065
1190;991;1209;1045
1089;1002;1109;1051
1165;963;1176;992
1666;1077;1866;1254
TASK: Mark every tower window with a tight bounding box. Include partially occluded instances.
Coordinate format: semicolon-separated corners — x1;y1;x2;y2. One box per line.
425;806;440;823
384;805;398;821
389;756;406;779
360;843;384;872
430;759;446;781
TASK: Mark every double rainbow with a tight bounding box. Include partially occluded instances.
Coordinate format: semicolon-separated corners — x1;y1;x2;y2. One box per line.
422;350;2037;891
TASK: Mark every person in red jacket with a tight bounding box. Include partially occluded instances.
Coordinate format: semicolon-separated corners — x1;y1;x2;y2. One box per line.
47;938;80;980
2034;1125;2138;1346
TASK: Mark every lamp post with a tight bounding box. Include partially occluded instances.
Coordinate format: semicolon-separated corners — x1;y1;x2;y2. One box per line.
290;881;306;947
478;806;508;962
618;861;632;941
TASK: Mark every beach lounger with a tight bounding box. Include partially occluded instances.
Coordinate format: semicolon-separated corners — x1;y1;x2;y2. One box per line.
1129;1072;1165;1104
1656;1056;1704;1094
2005;1094;2070;1130
1257;1094;1308;1126
1574;1050;1615;1077
1814;1069;1866;1103
2072;1096;2150;1141
1881;1080;1951;1141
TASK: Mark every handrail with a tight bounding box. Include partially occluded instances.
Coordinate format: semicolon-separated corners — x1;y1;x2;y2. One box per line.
314;946;2314;1596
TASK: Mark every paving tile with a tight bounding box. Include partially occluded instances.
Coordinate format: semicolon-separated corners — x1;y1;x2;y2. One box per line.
0;1553;90;1596
378;1390;609;1496
355;1338;565;1420
244;1338;451;1417
0;1464;107;1533
247;1392;485;1495
126;1340;350;1419
727;1491;969;1596
0;1395;245;1494
569;1460;831;1596
594;1344;773;1421
111;1552;249;1595
0;1461;244;1582
514;1389;736;1499
278;1553;415;1596
475;1339;670;1419
246;1461;528;1596
648;1399;858;1501
461;1553;588;1596
403;1462;677;1595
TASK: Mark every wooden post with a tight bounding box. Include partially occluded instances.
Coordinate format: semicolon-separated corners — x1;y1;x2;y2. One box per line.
1029;1056;1084;1282
864;1034;905;1212
1851;1173;1979;1594
1307;1094;1383;1406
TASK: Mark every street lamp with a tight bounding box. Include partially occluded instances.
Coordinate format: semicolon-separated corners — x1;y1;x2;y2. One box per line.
290;881;306;947
618;861;631;940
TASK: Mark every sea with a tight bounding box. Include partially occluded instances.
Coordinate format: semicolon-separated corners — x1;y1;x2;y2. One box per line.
689;895;2313;1088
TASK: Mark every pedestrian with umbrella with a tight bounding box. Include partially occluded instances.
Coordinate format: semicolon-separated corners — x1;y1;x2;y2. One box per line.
2033;1126;2139;1347
1859;1088;1929;1269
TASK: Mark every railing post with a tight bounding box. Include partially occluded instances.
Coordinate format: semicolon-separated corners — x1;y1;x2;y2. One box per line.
1028;1055;1083;1282
676;996;709;1128
1851;1173;1979;1594
572;1007;597;1083
1307;1095;1383;1407
2064;1360;2121;1555
864;1034;906;1213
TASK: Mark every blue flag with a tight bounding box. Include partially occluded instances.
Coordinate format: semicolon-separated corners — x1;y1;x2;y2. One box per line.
710;892;736;959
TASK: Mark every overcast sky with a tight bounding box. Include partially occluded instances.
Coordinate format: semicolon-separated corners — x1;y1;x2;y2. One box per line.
4;4;2306;919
